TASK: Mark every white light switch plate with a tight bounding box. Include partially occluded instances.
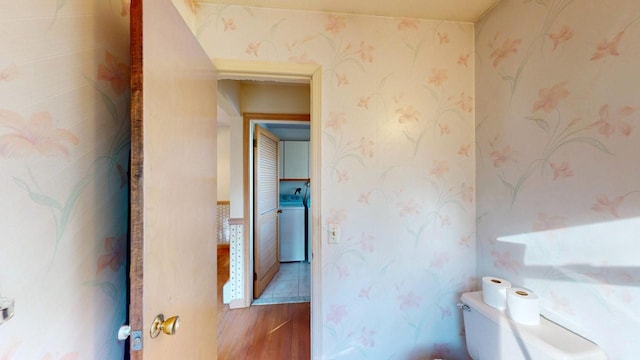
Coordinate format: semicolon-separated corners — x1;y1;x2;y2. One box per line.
328;224;340;244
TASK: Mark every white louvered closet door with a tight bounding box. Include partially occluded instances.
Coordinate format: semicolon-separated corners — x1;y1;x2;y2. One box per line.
253;125;280;298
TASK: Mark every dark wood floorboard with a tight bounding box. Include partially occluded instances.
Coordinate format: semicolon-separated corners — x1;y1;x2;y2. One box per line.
217;246;310;360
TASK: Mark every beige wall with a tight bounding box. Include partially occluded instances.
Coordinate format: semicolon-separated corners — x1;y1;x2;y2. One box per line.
217;126;231;201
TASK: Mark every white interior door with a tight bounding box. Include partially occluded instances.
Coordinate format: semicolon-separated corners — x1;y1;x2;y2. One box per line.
129;0;218;358
253;124;280;298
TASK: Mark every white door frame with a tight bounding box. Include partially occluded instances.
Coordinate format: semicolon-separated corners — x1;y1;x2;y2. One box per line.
213;59;323;358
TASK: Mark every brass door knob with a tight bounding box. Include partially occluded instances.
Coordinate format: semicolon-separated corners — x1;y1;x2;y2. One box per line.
150;314;180;338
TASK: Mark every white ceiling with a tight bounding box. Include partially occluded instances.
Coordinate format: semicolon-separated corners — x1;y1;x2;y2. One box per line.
200;0;500;22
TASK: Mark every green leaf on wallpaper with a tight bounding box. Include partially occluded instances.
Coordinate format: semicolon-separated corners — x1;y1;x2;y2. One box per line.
426;86;438;101
58;175;93;238
56;0;69;10
319;33;336;51
525;116;550;134
497;174;515;192
562;137;613;155
101;92;118;122
13;178;63;210
242;6;255;17
269;18;286;36
324;131;336;147
84;280;118;303
342;153;365;167
377;73;393;89
338;58;366;73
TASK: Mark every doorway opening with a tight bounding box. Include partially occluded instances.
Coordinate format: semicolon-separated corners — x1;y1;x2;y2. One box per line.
214;59;323;358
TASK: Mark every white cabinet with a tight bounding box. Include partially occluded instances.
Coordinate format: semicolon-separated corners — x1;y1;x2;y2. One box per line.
279;141;309;179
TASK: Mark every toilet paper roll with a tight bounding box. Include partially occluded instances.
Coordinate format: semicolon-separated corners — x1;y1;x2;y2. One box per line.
482;276;511;310
506;288;540;325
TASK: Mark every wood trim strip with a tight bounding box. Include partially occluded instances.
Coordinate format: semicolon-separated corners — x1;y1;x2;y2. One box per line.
129;0;143;358
217;200;231;205
229;218;244;225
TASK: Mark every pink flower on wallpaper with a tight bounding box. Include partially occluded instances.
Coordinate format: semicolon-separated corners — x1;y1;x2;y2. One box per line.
359;286;372;299
357;41;375;63
222;17;236;31
397;199;420;217
458;144;471;157
437;32;450;45
0;63;20;82
357;96;371;109
591;31;624;60
288;52;316;65
42;353;79;360
489;36;522;67
357;327;376;348
533;212;568;231
459;182;474;204
397;291;422;310
97;234;126;274
326;112;347;131
459;235;471;248
327;304;348;325
457;53;470;67
327;208;347;226
430;252;449;269
492;250;521;274
430;344;451;359
0;110;79;159
1;342;19;359
325;15;346;35
335;72;349;86
396;105;421;124
591;194;624;218
358;191;371;204
452;92;473;112
336;168;350;183
490;145;517;168
359;232;374;253
429;160;449;178
336;264;350;278
550;161;574;180
427;68;448;86
458;143;471;157
533;81;569;113
438;123;450;136
590;104;636;138
398;18;419;31
184;0;199;14
245;42;261;57
357;137;375;158
549;26;574;50
439;306;451;318
97;51;129;96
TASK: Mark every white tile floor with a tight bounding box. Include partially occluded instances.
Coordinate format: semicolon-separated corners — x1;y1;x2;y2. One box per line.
253;261;310;305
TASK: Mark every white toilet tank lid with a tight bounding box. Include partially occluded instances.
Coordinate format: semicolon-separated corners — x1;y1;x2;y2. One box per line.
461;291;607;360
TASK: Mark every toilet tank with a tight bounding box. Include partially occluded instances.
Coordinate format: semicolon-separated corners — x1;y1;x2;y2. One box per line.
460;291;607;360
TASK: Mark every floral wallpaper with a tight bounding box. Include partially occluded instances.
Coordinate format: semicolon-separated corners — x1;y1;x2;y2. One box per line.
476;0;640;358
196;5;476;359
0;0;130;358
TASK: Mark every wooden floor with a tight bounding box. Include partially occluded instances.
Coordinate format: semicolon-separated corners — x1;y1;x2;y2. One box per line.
217;246;311;360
